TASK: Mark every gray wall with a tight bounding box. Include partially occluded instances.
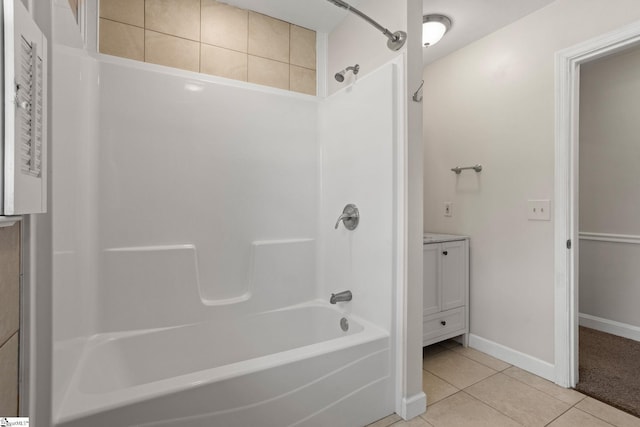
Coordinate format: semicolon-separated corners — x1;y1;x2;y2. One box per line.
579;46;640;329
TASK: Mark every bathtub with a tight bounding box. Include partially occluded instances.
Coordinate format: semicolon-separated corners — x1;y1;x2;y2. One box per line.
56;302;394;427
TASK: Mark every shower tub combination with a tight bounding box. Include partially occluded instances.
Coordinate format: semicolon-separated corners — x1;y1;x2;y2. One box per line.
53;26;403;427
57;304;391;427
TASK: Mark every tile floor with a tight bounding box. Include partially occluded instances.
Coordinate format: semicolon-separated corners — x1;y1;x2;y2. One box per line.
367;339;640;427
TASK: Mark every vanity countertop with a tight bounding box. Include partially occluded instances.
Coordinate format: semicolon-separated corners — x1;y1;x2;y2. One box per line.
423;232;469;244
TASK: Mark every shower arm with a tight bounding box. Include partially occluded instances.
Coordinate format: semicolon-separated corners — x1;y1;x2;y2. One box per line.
327;0;407;51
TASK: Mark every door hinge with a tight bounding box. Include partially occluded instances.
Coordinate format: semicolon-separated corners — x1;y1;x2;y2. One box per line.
566;239;572;249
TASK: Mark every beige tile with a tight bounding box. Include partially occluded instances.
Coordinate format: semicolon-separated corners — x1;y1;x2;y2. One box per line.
421;391;521;427
423;370;458;405
146;0;200;41
145;30;200;72
201;0;248;53
547;408;614;427
0;223;20;347
452;346;511;371
248;12;290;63
99;19;144;61
392;417;434;427
0;333;19;416
466;373;570;427
503;366;584;405
201;44;247;81
248;55;289;90
290;65;316;95
100;0;144;27
290;25;316;69
423;350;496;389
367;413;402;427
576;397;640;427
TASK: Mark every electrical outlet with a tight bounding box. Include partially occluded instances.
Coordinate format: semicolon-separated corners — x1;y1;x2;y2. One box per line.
527;200;551;221
444;202;453;217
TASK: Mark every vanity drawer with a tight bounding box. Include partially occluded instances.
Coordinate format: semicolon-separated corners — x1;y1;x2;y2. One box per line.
423;307;465;342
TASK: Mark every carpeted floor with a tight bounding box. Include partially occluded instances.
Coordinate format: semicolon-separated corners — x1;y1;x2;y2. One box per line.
575;326;640;418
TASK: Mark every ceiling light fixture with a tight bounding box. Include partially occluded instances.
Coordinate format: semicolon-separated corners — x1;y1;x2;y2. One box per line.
422;14;452;47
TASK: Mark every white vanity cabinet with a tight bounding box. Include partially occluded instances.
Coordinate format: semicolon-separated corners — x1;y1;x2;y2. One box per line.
422;233;469;347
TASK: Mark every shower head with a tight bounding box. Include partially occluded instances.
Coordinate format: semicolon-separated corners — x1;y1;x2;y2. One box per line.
334;64;360;83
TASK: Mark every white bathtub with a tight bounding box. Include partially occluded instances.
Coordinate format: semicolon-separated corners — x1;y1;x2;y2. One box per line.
56;302;393;427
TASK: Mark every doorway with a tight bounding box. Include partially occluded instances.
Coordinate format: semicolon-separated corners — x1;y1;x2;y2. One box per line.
573;44;640;416
554;19;640;393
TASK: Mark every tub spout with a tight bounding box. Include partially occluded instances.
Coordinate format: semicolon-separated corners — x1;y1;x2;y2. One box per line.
330;290;352;304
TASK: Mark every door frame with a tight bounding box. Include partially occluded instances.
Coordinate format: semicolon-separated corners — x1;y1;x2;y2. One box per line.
554;19;640;388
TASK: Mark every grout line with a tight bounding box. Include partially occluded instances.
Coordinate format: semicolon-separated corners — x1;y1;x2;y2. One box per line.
422;368;460;393
99;16;146;30
500;366;586;407
422;361;463;392
459;390;526;426
200;41;248;57
542;405;575;426
101;1;313;93
144;28;201;44
246;10;251;82
289;24;292;90
573;399;628;427
0;330;19;350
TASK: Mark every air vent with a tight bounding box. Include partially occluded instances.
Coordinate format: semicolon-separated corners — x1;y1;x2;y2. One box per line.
2;0;48;215
17;35;43;178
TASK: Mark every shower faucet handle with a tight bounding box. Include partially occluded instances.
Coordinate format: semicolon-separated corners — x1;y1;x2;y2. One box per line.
334;204;359;230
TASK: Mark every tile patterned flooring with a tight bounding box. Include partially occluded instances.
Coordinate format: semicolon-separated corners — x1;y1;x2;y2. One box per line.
367;340;640;427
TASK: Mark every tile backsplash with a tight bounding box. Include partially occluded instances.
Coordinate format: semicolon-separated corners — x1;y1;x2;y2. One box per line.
99;0;317;95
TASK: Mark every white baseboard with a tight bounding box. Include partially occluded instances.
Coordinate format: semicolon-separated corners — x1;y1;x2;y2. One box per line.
468;334;555;382
400;392;426;420
579;313;640;342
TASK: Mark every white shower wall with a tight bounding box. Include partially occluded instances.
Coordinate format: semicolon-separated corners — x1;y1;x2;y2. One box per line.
52;45;99;416
95;58;318;327
318;61;401;331
52;47;404;422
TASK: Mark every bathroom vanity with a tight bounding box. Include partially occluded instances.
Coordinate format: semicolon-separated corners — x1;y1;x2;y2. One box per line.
423;233;469;347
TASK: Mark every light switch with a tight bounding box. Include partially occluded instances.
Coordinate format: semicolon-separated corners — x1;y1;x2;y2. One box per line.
444;202;453;217
528;200;551;221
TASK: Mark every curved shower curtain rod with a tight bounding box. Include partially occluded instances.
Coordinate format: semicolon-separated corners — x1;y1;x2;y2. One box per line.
326;0;407;51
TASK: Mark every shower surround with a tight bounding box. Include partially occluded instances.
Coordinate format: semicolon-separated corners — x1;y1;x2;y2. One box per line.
52;39;405;425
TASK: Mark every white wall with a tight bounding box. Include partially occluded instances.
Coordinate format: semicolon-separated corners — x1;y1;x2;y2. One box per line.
423;0;640;366
579;46;640;330
327;0;407;94
405;0;424;416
